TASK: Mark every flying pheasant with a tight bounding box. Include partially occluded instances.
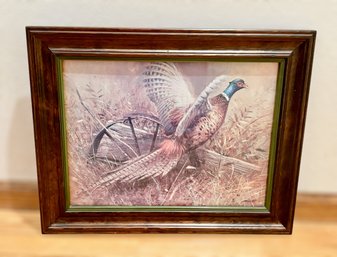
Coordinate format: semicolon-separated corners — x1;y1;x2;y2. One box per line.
90;62;247;190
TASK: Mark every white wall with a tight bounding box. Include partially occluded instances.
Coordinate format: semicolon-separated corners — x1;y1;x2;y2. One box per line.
1;0;336;193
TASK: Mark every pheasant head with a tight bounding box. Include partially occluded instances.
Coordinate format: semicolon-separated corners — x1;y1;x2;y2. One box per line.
222;78;247;100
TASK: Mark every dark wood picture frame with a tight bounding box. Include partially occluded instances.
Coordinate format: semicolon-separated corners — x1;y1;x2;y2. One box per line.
26;27;315;234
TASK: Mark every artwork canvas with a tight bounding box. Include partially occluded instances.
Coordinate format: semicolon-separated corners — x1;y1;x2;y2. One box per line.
61;60;280;208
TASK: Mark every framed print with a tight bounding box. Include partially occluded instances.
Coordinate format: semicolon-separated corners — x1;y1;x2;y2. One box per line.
26;27;316;234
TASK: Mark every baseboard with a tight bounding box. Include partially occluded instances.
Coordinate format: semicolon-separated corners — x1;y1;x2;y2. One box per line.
1;181;336;221
295;193;337;221
0;181;39;209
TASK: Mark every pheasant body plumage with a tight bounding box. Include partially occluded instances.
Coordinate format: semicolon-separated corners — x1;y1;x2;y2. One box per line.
181;95;229;152
90;62;246;190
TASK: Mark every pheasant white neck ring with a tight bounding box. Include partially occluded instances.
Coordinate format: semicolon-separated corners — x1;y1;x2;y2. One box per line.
221;92;230;101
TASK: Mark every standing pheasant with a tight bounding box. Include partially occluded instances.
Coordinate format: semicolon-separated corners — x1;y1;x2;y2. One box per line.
91;62;247;190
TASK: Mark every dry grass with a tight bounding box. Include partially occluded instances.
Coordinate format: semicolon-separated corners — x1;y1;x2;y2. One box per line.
64;72;274;207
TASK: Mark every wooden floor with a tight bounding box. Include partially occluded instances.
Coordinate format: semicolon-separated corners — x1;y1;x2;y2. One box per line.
0;183;336;257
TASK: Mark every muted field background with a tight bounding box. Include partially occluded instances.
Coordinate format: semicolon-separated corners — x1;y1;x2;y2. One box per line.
63;60;278;207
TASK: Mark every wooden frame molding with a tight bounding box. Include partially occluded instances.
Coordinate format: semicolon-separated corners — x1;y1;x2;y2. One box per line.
26;27;316;234
1;181;336;222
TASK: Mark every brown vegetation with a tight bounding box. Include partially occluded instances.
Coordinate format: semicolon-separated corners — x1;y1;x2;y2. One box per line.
65;78;273;207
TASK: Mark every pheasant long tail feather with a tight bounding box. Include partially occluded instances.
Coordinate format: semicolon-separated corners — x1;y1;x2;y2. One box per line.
90;148;181;192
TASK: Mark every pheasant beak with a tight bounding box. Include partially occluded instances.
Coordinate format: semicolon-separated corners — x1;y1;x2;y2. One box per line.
238;81;248;88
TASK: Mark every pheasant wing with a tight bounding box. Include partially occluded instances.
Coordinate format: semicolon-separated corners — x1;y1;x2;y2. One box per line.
142;62;194;134
175;75;228;138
